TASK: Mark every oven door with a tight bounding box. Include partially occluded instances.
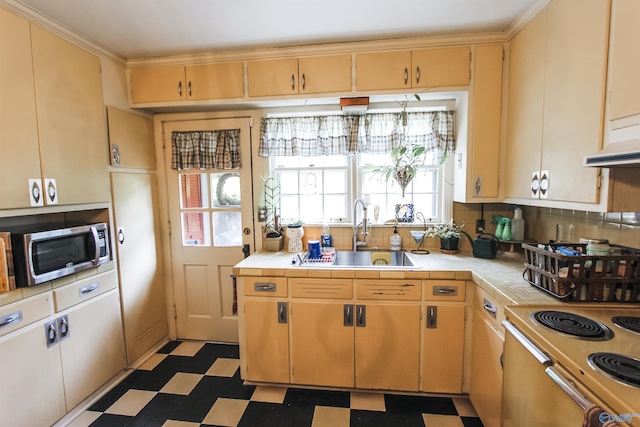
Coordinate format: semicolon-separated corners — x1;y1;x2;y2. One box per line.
502;321;615;427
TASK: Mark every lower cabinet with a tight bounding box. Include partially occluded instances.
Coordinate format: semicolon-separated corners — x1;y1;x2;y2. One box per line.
469;287;505;427
240;277;289;384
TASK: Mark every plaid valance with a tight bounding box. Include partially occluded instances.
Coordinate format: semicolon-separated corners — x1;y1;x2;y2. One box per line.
259;111;454;157
171;130;241;170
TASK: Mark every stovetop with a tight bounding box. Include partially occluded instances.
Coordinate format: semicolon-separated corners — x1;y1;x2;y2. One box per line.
505;305;640;417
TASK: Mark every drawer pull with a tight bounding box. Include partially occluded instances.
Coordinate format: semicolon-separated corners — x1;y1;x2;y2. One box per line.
433;286;458;296
483;298;497;318
80;282;100;297
254;282;276;292
0;311;23;329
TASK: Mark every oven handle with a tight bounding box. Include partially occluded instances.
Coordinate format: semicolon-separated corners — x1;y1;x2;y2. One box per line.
502;320;552;366
545;366;592;410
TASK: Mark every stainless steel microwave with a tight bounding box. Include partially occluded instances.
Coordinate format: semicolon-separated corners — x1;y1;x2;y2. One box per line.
12;223;110;287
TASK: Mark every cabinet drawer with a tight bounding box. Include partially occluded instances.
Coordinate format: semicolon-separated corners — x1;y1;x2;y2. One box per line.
423;280;466;302
355;279;421;301
0;292;53;338
242;277;288;297
473;285;505;330
53;270;117;312
290;278;352;299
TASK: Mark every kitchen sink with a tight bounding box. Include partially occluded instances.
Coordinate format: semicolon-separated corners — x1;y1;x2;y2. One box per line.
334;250;414;267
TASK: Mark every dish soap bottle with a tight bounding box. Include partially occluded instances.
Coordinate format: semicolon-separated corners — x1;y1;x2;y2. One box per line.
321;223;332;248
390;226;402;251
511;207;525;241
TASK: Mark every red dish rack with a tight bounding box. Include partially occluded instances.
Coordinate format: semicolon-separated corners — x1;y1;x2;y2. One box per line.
522;243;640;302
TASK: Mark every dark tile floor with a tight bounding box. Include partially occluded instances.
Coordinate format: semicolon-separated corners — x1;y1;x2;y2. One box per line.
68;341;484;427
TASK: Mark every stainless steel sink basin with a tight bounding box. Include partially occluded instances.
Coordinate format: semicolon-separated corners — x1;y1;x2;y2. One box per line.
334;250;414;267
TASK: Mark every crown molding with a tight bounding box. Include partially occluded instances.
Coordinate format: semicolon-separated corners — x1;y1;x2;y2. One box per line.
0;0;126;65
504;0;550;40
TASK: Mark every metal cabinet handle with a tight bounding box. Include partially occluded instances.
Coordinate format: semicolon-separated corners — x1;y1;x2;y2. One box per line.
356;305;366;327
277;302;287;324
45;320;58;348
80;282;99;297
483;298;497;318
291;74;295;90
416;66;421;84
188;81;192;97
178;81;182;97
427;305;438;329
57;315;70;341
111;144;121;166
503;320;552;366
301;73;305;90
0;311;23;329
254;282;276;292
344;304;353;326
545;366;592;410
404;67;409;85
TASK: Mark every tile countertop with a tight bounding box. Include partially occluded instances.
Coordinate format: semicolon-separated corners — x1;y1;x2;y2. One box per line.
232;250;568;308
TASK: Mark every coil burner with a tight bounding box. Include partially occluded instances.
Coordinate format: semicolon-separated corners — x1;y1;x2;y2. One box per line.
531;310;614;341
612;316;640;335
588;353;640;388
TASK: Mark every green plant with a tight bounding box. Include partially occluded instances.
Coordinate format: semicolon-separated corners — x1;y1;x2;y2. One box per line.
288;219;303;227
426;219;464;239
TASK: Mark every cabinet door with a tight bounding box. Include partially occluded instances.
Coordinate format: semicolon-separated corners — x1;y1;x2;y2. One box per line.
422;304;465;393
107;107;156;169
130;66;186;103
468;45;503;199
609;0;640;121
505;10;547;199
355;51;412;91
243;299;290;383
355;303;420;391
186;62;244;100
299;54;352;94
0;9;42;209
0;321;66;427
540;0;609;204
247;58;299;97
111;172;167;364
59;290;126;409
291;301;354;387
31;25;110;205
469;309;504;427
412;46;470;88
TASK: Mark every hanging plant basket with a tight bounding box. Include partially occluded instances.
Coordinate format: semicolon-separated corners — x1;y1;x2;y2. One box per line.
393;168;415;197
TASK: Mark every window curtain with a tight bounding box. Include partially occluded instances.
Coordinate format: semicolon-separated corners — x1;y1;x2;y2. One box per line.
259;111;454;157
171;130;241;170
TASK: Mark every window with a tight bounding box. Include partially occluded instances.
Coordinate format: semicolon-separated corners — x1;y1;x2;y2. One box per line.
263;108;454;225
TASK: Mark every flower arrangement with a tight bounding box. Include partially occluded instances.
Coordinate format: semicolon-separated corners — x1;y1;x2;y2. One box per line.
427;219;464;239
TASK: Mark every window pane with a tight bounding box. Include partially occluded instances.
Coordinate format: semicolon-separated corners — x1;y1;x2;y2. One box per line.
325;195;347;219
179;173;209;209
299;195;322;221
181;212;210;246
211;172;241;207
325;170;347;194
412;194;438;219
280;195;299;221
301;171;322;195
279;171;299;194
213;211;242;247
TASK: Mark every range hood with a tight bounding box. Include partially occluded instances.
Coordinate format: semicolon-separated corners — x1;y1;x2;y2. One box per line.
584;138;640;167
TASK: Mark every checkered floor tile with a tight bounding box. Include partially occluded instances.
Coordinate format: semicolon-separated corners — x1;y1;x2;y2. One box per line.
69;341;484;427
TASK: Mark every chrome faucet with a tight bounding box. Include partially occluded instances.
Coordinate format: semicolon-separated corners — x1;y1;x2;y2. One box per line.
353;198;368;250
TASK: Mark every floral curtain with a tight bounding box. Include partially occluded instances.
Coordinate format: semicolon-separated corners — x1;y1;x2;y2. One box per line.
171;130;241;170
259;111;454;157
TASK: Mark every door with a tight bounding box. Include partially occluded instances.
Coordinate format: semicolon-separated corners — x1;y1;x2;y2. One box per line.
163;118;253;342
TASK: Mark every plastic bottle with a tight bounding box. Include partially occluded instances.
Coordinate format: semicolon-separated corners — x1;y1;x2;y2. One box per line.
390;226;402;251
321;223;332;248
501;218;512;241
511;207;525;241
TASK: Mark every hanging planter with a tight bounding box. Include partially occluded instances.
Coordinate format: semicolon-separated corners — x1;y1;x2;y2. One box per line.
372;145;425;198
393;167;415;198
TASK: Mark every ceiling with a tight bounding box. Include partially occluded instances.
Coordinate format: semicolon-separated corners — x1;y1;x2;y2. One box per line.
10;0;538;60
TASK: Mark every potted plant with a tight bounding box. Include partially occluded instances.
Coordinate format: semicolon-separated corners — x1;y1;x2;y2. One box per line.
261;176;284;251
427;219;464;254
373;144;427;197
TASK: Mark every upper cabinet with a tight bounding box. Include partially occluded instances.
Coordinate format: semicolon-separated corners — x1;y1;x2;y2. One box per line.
130;62;244;103
31;24;110;206
608;0;640;121
355;46;470;91
0;9;42;209
1;8;109;209
106;107;156;169
505;0;610;204
247;54;352;97
455;44;504;202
